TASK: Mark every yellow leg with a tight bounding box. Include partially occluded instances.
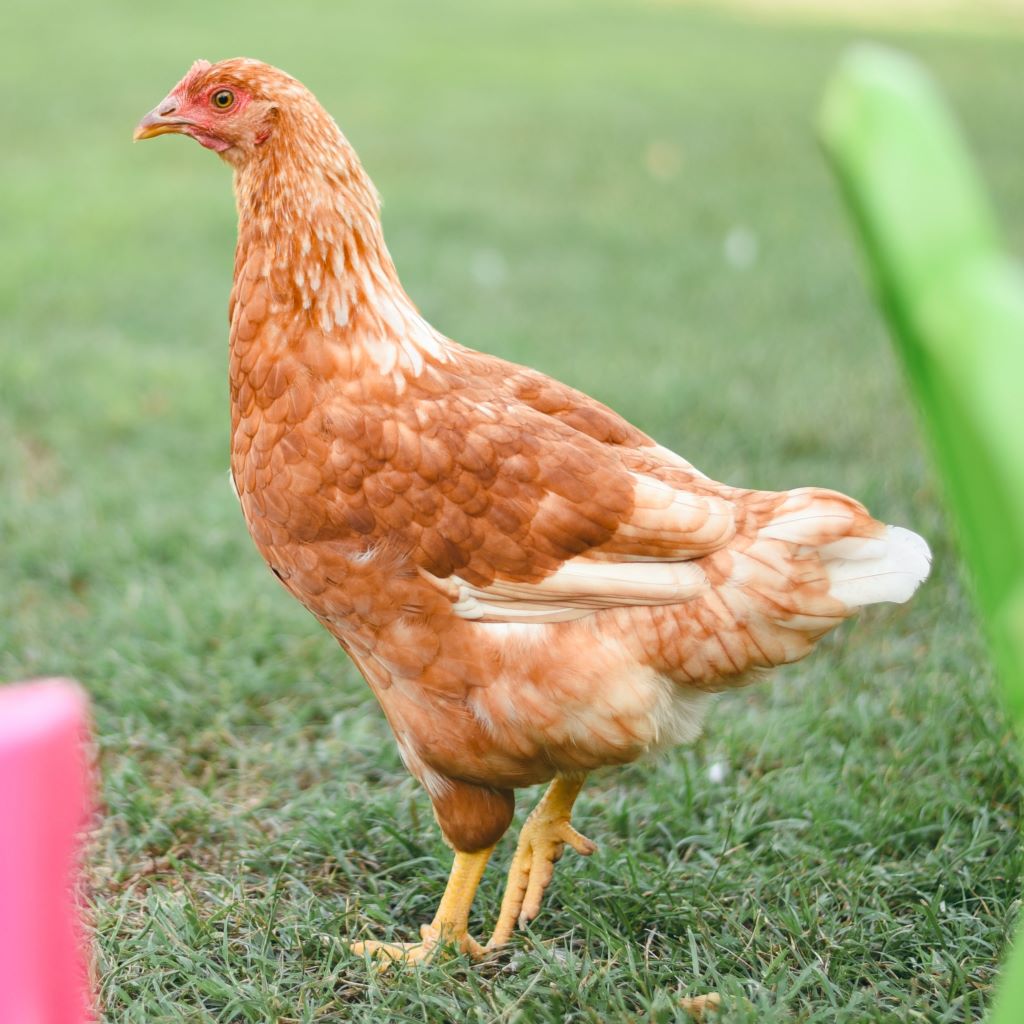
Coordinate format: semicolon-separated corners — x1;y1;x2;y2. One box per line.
487;775;595;949
351;846;493;965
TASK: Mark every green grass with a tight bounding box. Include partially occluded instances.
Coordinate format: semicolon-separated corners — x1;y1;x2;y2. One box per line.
1;1;1021;1020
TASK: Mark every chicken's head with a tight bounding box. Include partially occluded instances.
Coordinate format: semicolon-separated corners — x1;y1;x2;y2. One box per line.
134;58;299;166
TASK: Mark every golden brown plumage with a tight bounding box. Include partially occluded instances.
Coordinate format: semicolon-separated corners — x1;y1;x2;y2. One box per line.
136;58;931;960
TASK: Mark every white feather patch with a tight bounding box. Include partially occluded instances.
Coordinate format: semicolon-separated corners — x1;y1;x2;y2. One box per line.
824;525;931;607
437;556;708;624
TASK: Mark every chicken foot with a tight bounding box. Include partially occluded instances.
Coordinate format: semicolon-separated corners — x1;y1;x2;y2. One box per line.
487;775;595;948
351;846;493;965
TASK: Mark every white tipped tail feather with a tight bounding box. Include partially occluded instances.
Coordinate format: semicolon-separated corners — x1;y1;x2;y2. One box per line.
823;525;931;608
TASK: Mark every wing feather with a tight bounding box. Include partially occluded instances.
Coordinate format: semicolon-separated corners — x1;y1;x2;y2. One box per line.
317;359;739;622
426;554;709;624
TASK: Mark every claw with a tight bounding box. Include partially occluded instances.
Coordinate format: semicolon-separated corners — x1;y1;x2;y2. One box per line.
516;820;596;927
350;846;493;969
351;924;486;967
488;776;593;948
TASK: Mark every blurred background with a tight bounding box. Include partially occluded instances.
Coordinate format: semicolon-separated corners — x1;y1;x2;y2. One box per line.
2;1;1022;1020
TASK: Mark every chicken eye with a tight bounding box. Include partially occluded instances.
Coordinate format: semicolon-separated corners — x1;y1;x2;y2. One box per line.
211;89;235;110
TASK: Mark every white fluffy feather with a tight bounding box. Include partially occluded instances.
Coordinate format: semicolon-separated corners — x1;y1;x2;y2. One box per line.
824;525;931;607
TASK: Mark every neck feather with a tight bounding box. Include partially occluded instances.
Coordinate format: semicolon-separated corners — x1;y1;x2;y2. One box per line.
231;111;448;379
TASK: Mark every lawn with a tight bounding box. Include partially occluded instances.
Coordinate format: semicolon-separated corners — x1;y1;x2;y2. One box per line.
1;1;1022;1021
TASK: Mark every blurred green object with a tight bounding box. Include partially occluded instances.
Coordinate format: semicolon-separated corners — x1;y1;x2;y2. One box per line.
819;44;1024;1021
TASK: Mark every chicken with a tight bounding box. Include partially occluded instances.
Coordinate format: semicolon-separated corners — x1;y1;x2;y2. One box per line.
135;59;931;962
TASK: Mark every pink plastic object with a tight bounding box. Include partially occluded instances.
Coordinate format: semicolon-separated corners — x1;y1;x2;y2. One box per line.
0;679;93;1024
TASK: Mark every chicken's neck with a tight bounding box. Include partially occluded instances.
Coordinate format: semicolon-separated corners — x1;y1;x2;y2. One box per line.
231;126;449;383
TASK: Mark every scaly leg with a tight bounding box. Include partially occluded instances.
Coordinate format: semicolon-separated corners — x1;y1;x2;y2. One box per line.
351;846;493;964
487;775;595;948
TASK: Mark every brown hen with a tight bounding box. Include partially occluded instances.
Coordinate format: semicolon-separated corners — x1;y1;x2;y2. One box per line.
135;59;931;961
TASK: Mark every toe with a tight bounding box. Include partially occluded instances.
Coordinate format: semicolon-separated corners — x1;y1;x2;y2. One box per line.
556;821;597;856
350;939;417;968
518;846;558;925
680;993;722;1021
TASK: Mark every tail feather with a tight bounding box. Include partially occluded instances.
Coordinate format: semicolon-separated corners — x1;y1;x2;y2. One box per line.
823;524;931;608
658;488;931;686
726;488;930;648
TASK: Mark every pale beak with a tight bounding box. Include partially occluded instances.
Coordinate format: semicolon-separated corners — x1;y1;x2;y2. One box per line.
133;98;190;141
